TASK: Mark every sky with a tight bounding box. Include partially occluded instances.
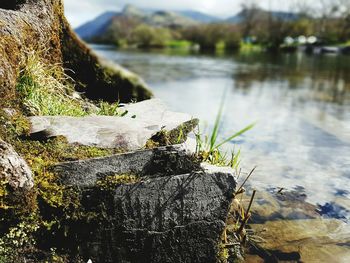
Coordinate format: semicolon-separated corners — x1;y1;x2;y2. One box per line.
63;0;307;28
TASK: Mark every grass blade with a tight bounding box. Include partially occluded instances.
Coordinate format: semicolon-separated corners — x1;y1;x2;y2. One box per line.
215;123;255;149
209;100;224;151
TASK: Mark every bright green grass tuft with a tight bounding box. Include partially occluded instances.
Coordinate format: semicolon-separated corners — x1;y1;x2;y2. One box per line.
16;52;127;117
16;51;87;117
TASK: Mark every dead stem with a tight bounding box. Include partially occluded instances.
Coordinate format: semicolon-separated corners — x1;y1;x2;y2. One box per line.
236;166;257;195
237;189;256;236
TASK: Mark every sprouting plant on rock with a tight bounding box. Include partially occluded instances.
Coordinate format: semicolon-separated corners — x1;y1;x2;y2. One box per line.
195;93;255;169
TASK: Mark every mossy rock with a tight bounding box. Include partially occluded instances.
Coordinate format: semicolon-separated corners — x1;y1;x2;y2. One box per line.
0;0;152;109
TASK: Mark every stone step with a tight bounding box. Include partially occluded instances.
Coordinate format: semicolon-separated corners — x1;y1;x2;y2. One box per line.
29;99;198;151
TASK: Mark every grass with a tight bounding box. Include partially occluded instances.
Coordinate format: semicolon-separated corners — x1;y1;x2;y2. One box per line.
16;51;87;117
96;101;128;116
195;95;255;169
165;40;192;49
337;40;350;47
240;42;263;53
16;51;126;117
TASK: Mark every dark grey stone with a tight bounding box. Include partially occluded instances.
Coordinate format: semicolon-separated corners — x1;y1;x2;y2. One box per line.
54;146;200;188
53;147;237;263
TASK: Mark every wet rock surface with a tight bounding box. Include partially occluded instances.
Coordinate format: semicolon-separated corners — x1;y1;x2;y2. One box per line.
238;188;350;262
0;139;33;190
29;99;198;151
52;146;237;263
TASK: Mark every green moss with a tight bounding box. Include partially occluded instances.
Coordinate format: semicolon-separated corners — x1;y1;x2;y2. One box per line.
145;119;199;149
96;174;140;191
0;109;120;224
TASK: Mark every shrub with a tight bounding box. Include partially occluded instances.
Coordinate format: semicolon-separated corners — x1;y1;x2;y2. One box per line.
130;24;172;48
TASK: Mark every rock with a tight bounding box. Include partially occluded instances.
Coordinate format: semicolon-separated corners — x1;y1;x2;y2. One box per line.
123;99;192;131
54;145;200;188
0;0;152;108
0;139;33;190
29;99;199;151
248;219;350;262
51;146;238;262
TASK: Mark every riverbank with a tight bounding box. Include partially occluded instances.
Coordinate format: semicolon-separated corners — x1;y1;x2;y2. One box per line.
0;2;251;262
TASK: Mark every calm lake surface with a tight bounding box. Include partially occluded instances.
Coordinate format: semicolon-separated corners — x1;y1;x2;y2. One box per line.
92;45;350;259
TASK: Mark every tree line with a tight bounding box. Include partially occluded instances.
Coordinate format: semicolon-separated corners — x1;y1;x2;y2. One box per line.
91;0;350;51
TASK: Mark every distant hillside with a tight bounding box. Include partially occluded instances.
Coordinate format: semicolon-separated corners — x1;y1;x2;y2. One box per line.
76;11;118;39
227;8;299;23
75;5;198;41
144;10;198;28
75;5;301;42
177;10;221;23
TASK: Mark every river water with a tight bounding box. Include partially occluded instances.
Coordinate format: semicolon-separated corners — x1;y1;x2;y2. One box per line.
92;45;350;261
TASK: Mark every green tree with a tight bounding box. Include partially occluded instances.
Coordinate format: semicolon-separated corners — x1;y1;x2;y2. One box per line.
129;24;172;48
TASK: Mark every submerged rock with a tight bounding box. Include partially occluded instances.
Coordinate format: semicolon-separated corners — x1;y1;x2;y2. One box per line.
51;146;238;263
0;139;33;190
29;99;199;151
248;219;350;262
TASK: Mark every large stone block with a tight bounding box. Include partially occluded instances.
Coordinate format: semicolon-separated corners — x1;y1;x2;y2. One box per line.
52;147;237;262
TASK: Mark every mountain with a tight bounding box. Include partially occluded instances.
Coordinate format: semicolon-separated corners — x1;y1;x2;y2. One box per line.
75;11;118;39
75;5;198;40
227;8;299;23
145;11;198;27
122;4;146;18
75;5;301;41
177;10;221;23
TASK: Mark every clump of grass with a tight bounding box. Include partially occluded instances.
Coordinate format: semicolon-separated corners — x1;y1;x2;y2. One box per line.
195;96;254;169
96;101;128;117
16;51;129;118
16;51;87;117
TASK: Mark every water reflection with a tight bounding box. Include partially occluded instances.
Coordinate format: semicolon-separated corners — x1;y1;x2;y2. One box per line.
232;53;350;104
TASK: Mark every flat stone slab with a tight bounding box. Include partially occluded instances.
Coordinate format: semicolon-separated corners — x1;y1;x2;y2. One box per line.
29;99;198;151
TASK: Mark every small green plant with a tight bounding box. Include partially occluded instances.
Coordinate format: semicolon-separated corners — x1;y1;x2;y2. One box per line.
16;51;132;118
96;101;128;116
195;96;254;169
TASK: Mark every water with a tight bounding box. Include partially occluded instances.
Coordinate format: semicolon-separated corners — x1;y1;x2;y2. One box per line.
92;45;350;260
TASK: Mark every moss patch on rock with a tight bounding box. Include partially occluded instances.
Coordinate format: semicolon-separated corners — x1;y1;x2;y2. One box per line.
0;108;122;261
